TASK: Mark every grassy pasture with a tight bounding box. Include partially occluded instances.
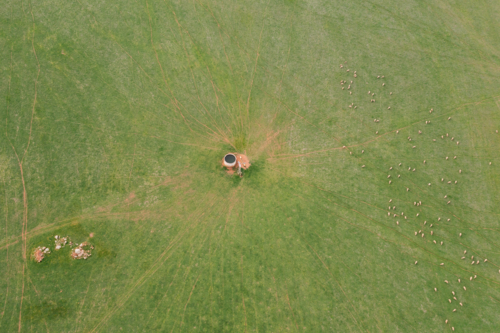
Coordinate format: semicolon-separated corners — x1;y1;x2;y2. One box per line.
1;0;500;331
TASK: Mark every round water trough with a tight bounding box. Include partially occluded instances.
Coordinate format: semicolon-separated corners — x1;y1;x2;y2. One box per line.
223;153;237;168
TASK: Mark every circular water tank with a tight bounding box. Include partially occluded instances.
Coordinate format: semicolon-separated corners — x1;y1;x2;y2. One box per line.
223;154;237;167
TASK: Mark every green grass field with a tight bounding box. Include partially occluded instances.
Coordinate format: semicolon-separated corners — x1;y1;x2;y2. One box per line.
1;0;500;331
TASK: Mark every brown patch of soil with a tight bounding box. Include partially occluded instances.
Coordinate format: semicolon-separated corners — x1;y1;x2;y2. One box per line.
34;248;44;262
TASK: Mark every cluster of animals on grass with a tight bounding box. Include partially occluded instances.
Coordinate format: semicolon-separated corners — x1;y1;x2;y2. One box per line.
338;62;498;331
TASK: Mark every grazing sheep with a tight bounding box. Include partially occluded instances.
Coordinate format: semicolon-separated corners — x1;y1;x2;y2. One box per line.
398;175;401;178
389;167;393;170
440;263;444;266
362;165;365;168
399;163;402;166
350;92;352;95
416;213;419;217
434;288;437;292
458;279;460;283
419;130;422;134
415;232;418;236
383;83;385;86
438;218;441;221
460;302;463;306
471;256;474;260
474;275;477;278
415;261;418;264
389;181;392;184
441;241;444;245
463;286;466;291
470;277;472;281
446;319;449;323
471;261;474;265
433;139;436;141
389;199;392;203
446;156;449;160
453;309;456;312
368;91;370;94
431;231;434;235
476;260;479;264
428;183;431;186
362;150;364;153
407;188;410;192
377;75;380;78
396;221;399;225
396;130;399;134
452;327;455;331
452;291;455;295
390;92;393;95
430;224;433;227
388;212;391;216
447;219;450;221
441;178;444;182
484;259;488;262
461;257;465;259
454;156;457;159
422;234;424;238
459;233;462;237
433;240;437;244
464;250;467;254
448;117;451;120
388;106;391;109
445;280;449;284
447;201;451;204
